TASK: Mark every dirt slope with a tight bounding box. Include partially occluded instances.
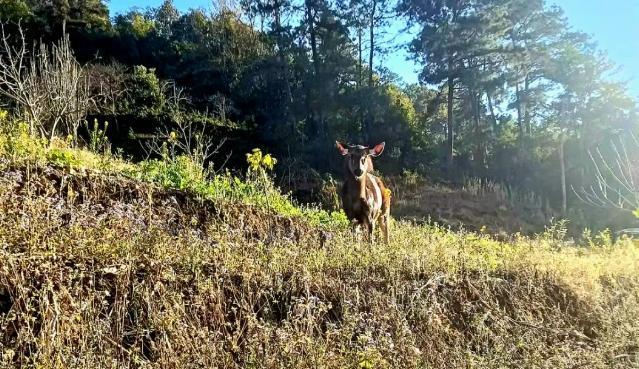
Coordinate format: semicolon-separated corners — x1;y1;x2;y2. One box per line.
0;163;638;368
391;181;549;236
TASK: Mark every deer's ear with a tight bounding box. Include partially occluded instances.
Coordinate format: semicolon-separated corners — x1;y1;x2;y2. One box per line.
336;141;349;156
369;142;385;157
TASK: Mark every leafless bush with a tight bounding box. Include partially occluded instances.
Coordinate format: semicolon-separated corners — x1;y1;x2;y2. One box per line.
86;62;128;126
574;134;639;213
143;83;227;169
40;36;93;143
209;92;236;123
0;24;47;133
143;119;226;168
0;23;94;143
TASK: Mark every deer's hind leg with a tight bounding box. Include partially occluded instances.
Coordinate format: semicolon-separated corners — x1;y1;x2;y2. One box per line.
379;214;390;245
378;180;391;245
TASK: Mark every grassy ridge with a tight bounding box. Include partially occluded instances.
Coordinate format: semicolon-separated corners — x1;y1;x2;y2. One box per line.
0;126;638;368
0;121;347;229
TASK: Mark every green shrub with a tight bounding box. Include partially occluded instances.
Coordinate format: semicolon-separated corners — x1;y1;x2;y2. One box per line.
0;121;347;227
0;118;48;162
133;150;348;228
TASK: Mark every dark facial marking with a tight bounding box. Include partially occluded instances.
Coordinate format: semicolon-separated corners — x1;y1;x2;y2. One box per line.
347;147;370;178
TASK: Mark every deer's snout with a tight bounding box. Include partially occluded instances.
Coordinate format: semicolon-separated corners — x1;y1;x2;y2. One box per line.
354;168;364;177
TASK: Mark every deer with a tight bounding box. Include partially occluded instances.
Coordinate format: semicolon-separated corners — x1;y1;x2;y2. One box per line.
336;141;391;244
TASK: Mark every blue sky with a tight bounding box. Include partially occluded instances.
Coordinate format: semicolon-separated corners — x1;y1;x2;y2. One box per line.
108;0;639;96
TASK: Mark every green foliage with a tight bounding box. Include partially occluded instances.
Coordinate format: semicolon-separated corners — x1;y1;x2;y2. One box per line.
0;0;31;22
114;11;156;38
541;219;570;249
86;119;110;154
246;148;277;172
134;152;347;228
130;13;155;38
120;66;166;117
0;120;348;227
582;228;614;248
0;117;47;162
47;144;83;168
136;155;206;191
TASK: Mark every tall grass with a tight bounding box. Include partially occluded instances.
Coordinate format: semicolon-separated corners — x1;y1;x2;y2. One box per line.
0;114;347;229
0;114;638;368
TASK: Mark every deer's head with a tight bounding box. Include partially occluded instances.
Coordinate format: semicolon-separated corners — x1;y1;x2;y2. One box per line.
336;141;385;180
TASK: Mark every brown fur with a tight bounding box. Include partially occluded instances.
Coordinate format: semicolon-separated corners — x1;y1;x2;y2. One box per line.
336;142;390;244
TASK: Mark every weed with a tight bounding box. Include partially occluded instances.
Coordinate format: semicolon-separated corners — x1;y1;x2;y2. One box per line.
0;119;638;368
0;115;347;228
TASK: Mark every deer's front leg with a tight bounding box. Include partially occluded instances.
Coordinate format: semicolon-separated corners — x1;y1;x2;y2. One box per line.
363;218;375;244
350;219;362;242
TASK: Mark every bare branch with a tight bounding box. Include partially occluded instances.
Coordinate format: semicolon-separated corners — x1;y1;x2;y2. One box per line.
0;23;94;142
575;134;639;212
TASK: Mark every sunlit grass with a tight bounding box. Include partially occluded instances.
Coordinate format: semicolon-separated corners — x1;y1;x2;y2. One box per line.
0;121;348;228
1;120;639;368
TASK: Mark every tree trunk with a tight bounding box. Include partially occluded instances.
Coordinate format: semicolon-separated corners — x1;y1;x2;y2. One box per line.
275;3;294;136
446;64;454;170
358;26;364;131
358;26;362;89
523;73;531;135
559;130;567;216
274;0;281;30
473;92;484;175
515;83;524;143
305;0;321;136
515;81;526;177
368;0;376;89
363;0;377;142
305;0;319;78
486;90;498;133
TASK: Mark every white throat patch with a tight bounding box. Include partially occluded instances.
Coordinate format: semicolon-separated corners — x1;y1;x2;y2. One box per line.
367;173;382;213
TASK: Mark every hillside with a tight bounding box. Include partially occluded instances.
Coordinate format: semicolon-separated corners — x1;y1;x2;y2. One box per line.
280;170;549;237
1;0;638;366
389;177;549;236
1;139;638;368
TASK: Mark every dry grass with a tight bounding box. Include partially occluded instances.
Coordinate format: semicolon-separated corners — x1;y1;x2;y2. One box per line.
0;161;638;369
388;174;551;236
0;123;637;368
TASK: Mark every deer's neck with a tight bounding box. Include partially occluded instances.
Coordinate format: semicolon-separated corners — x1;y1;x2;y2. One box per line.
343;161;369;199
356;174;368;199
345;172;368;199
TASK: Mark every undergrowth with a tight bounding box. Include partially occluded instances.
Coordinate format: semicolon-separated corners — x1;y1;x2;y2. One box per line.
0;112;638;368
0;114;347;229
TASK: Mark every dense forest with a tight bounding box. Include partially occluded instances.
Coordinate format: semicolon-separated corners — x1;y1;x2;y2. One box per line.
0;0;637;229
